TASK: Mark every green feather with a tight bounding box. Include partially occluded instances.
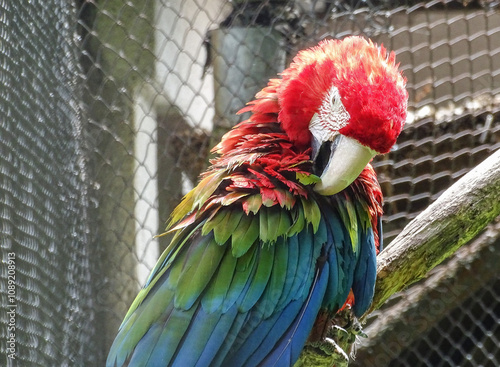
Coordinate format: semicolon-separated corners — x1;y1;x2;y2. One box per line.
168;190;195;227
336;196;359;252
117;287;175;355
165;245;189;290
300;197;321;232
163;225;206;291
257;236;288;318
245;194;262;214
239;244;275;312
175;235;226;309
221;191;250;206
345;197;359;251
258;206;291;243
288;228;314;299
259;207;270;243
222;245;258;312
145;223;194;287
193;171;225;209
231;213;259;257
123;222;204;324
213;209;243;245
276;209;292;238
277;234;298;309
355;200;372;230
122;246;180;325
168;171;224;227
202;210;227;237
260;206;284;243
288;206;305;237
296;172;321;185
201;247;237;312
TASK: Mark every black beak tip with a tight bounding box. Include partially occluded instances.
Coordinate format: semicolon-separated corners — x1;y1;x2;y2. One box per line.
312;141;333;177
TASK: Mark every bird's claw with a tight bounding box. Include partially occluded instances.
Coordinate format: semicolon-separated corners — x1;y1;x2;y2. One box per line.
324;337;349;361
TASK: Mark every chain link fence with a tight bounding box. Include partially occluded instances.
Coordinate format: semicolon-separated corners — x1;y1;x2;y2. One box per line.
1;0;499;366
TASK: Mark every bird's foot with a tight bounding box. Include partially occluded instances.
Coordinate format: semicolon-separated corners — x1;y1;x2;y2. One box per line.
324;336;349;362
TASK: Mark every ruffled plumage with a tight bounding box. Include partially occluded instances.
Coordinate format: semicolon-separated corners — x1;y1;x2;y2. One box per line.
107;37;392;367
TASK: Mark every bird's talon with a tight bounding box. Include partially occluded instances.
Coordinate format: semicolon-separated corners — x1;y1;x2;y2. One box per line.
324;338;349;361
332;325;349;334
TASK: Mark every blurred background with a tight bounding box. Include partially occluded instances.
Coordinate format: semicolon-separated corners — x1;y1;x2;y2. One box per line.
1;0;499;366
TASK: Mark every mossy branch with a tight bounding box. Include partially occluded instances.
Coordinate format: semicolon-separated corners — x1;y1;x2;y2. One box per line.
367;148;500;315
296;148;500;366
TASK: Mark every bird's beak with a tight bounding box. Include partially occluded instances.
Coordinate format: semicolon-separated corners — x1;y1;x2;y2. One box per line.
312;133;377;196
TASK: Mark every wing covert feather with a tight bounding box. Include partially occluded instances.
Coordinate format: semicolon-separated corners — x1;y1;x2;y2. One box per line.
108;184;381;367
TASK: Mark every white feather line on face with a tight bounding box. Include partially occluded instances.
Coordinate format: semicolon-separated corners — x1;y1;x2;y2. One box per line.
309;86;350;143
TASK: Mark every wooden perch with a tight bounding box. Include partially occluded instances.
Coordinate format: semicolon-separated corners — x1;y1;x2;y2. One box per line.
296;148;500;366
367;148;500;316
353;218;500;366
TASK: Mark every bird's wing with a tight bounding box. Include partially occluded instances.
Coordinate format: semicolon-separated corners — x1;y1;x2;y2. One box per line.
106;184;381;367
318;166;383;319
107;77;384;366
106;196;334;367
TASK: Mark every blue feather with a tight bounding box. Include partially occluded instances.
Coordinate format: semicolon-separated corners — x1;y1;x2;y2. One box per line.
256;237;288;318
352;227;377;316
239;244;275;312
320;202;356;310
126;322;164;366
219;224;323;366
170;306;220;366
276;235;299;309
320;205;342;309
236;299;305;367
259;263;330;366
202;249;238;313
289;227;315;299
107;188;381;367
196;304;239;366
106;276;176;366
210;312;250;366
143;307;197;365
221;245;258;313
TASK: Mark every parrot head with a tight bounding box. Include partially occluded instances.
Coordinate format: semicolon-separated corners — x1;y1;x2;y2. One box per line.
277;36;408;195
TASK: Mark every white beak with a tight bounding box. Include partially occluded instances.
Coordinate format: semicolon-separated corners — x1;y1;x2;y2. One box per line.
313;134;377;196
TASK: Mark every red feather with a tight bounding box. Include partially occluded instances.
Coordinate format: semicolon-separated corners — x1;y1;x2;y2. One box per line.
173;37;395;249
277;37;408;153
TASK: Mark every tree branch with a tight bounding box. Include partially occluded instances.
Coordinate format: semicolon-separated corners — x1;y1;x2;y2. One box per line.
366;148;500;315
296;148;500;366
352;218;500;366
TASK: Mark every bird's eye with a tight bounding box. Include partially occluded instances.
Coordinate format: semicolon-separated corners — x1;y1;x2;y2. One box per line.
329;86;341;107
331;94;336;105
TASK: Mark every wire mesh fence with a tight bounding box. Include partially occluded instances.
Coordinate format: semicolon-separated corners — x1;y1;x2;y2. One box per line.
1;0;499;366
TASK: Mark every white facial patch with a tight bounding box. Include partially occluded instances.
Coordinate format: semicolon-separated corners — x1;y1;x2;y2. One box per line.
309;86;350;143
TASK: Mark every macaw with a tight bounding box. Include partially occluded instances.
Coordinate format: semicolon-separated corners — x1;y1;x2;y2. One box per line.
107;36;408;367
